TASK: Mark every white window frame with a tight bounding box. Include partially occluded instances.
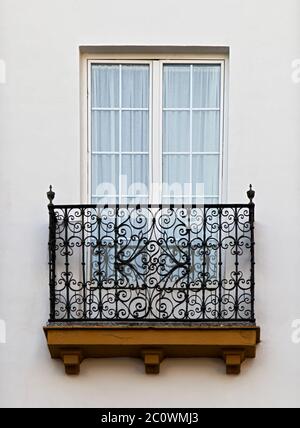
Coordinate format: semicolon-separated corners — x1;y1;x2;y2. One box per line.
81;54;227;204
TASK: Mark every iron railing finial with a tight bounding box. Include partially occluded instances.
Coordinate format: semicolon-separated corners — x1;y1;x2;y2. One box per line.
247;184;255;204
47;185;55;206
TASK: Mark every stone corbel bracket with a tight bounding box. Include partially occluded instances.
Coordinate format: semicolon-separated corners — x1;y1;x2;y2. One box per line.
61;351;83;375
44;325;260;375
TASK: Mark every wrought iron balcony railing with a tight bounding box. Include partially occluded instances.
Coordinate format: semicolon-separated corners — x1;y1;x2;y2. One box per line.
47;187;255;324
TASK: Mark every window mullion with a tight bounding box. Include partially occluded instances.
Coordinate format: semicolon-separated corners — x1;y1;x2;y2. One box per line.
119;64;122;204
189;64;193;203
151;60;162;204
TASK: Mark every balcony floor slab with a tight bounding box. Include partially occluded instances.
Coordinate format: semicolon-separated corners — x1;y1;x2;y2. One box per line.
44;325;260;375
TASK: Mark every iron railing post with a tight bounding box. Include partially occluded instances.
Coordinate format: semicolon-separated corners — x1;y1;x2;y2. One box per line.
247;184;255;322
47;186;56;322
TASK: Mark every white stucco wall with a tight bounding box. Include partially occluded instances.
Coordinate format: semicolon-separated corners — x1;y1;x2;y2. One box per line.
0;0;300;408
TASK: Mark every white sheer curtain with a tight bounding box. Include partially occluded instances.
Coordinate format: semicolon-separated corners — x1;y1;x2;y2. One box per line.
91;63;221;205
91;64;149;204
163;64;221;204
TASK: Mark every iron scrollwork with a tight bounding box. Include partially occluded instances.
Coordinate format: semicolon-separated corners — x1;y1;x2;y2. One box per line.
47;187;255;323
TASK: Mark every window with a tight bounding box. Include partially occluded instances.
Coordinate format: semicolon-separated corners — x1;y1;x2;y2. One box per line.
88;59;224;205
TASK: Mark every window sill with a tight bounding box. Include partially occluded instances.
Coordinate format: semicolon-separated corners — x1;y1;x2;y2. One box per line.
43;325;260;375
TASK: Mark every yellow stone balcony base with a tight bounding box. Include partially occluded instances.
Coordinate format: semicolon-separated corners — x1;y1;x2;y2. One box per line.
44;325;260;375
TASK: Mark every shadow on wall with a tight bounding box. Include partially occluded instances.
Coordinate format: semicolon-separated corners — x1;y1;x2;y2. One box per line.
61;356;229;377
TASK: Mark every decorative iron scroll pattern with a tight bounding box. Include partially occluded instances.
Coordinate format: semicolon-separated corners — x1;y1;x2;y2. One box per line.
48;192;255;323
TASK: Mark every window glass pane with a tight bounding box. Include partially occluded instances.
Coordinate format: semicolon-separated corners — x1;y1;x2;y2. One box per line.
92;154;119;196
192;155;219;196
90;62;222;205
192;111;220;152
125;196;149;205
163;111;190;152
91;64;150;202
162;63;222;204
163;65;190;108
162;196;192;205
92;196;118;205
92;111;119;152
91;64;119;108
203;197;219;204
191;196;219;204
163;155;190;198
122;65;149;108
121;154;149;198
192;65;221;108
122;111;149;152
